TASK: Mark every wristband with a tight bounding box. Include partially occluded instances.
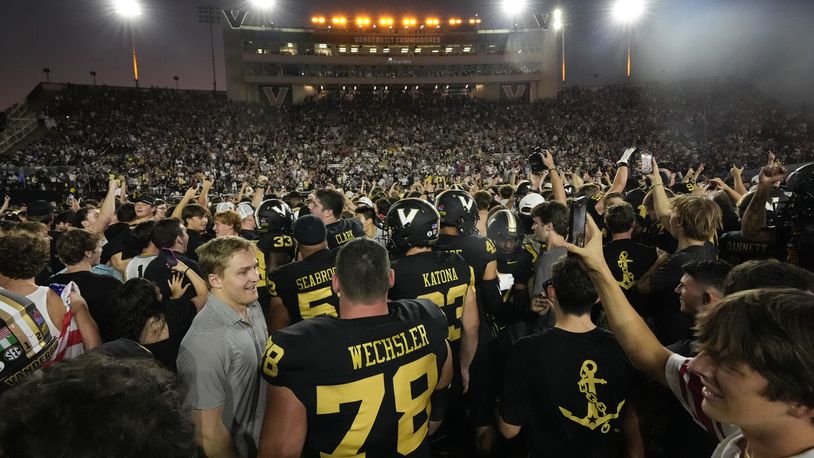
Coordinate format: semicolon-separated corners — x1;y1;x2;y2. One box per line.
549;168;558;174
184;267;191;276
652;183;664;188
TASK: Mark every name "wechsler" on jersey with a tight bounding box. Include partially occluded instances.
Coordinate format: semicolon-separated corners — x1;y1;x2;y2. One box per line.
347;324;430;370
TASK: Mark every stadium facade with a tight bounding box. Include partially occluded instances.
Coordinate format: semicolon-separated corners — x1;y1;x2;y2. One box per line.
221;10;559;106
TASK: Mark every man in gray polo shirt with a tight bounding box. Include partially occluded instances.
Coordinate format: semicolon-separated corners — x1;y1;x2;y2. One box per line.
177;236;269;458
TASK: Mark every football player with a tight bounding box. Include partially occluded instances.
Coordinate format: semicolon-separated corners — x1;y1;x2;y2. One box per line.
258;238;453;458
254;199;296;318
308;189;365;249
266;215;339;331
486;209;534;327
386;198;479;396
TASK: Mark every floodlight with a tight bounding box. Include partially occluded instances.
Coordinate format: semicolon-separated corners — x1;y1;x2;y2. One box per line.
552;8;563;30
612;0;645;24
502;0;528;16
112;0;141;18
250;0;274;10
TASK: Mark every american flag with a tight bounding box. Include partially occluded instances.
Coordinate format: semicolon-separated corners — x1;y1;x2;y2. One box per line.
0;326;18;349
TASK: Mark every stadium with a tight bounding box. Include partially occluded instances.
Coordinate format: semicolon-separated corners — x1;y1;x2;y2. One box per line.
1;1;814;458
222;10;559;105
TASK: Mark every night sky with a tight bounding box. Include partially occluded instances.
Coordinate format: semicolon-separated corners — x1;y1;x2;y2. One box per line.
2;0;813;110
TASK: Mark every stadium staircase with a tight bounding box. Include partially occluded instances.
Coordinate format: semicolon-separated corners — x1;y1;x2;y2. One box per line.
0;83;64;154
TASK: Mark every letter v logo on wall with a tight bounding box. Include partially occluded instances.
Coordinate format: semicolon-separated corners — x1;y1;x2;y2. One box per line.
222;9;247;29
397;208;420;226
262;86;290;107
501;84;527;101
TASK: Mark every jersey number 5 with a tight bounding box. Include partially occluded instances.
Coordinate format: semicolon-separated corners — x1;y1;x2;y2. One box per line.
316;353;439;457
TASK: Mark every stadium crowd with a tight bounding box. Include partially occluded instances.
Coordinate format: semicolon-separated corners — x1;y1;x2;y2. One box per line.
2;78;811;200
1;80;813;458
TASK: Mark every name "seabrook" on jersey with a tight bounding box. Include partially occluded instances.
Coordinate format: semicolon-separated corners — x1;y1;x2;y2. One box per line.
347;324;430;370
296;267;336;290
422;267;459;288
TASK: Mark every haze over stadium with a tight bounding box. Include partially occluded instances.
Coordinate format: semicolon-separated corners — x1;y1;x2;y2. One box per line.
2;0;814;109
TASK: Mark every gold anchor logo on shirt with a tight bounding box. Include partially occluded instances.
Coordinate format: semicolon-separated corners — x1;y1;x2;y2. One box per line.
558;359;625;433
617;251;636;290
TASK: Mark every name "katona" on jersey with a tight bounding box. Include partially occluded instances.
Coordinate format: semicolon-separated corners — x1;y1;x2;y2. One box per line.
422;268;459;288
347;324;430;370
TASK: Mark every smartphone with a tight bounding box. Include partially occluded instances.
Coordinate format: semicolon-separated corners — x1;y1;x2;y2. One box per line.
568;196;588;247
640;152;653;174
528;151;545;174
163;248;179;268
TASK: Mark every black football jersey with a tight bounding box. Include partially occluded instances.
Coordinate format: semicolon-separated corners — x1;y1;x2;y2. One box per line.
326;218;366;250
434;234;496;282
389;251;475;344
262;299;449;458
268;248;339;323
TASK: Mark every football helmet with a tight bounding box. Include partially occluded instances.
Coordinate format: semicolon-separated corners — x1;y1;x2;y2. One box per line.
435;189;479;234
487;209;524;253
255;199;294;234
385;198;440;253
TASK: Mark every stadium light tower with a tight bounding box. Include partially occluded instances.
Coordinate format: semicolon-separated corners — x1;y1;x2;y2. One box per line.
198;6;221;92
612;0;645;79
552;8;565;82
113;0;142;88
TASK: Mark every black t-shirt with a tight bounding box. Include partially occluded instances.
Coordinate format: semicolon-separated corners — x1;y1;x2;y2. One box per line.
390;251;474;345
500;327;634;458
185;230;211;262
325;218;365;250
102;222;133;263
48;270;122;342
239;229;259;241
603;239;658;291
647;243;717;344
261;299;449;458
268;248;339;323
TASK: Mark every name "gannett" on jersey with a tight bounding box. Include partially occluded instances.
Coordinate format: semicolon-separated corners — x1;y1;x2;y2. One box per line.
422;267;460;287
296;267;336;290
347;324;429;370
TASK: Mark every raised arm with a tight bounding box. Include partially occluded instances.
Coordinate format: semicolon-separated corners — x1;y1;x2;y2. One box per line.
92;178;120;234
542;151;567;204
741;165;786;243
171;187;199;219
198;179;214;208
730;164;747;196
649;158;672;230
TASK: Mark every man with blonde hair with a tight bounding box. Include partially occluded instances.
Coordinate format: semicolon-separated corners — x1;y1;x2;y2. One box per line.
637;159;722;345
177;236;268;458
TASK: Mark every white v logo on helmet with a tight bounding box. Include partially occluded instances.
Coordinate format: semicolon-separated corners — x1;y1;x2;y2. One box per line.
397;208;420;226
457;196;474;212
